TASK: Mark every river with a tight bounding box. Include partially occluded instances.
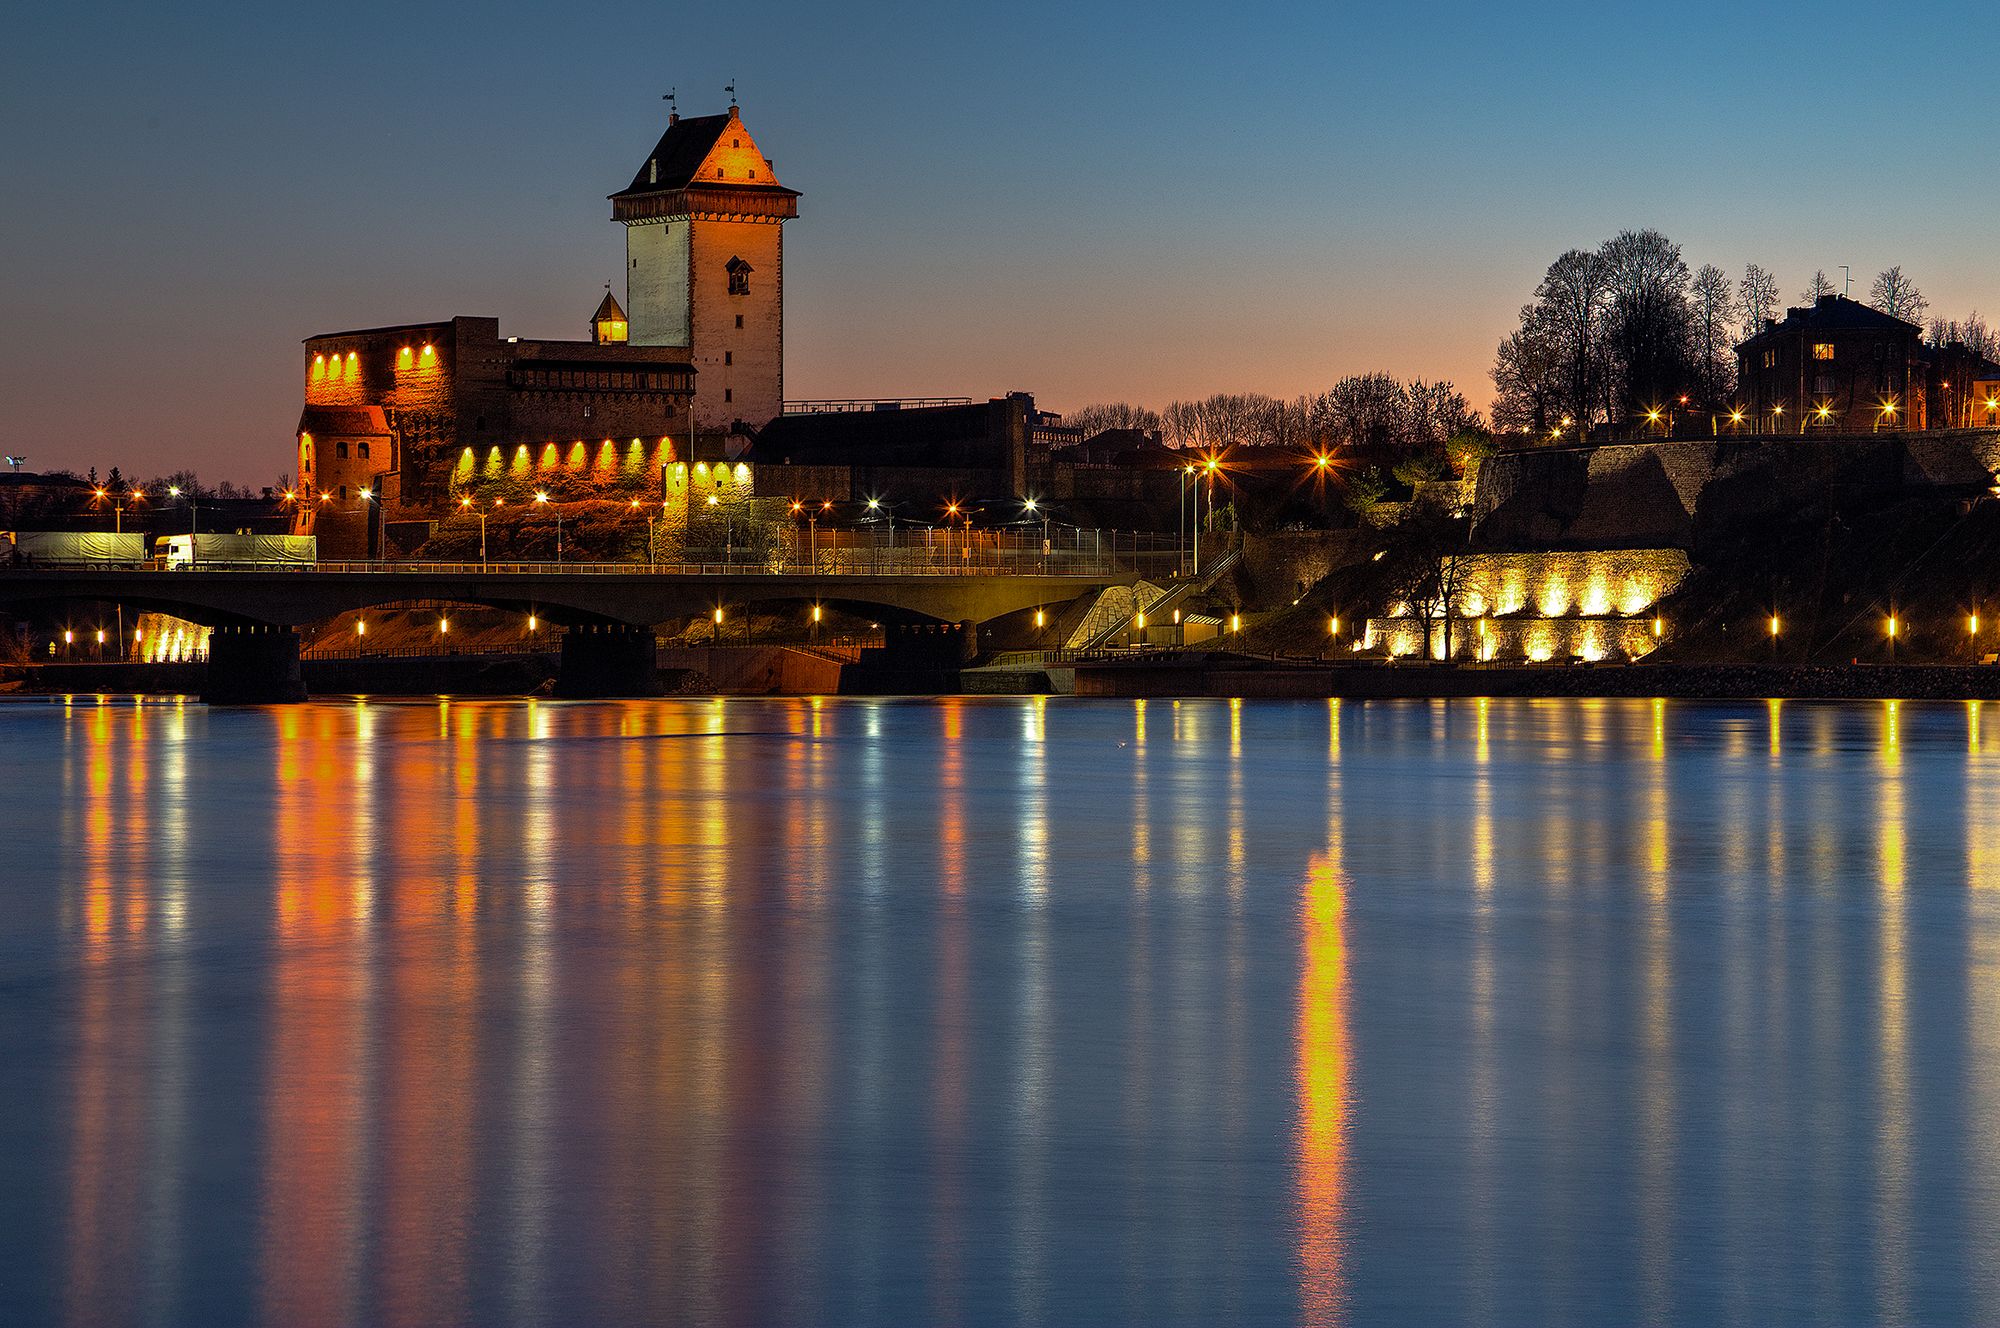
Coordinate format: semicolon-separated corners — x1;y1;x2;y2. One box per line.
2;694;1995;1325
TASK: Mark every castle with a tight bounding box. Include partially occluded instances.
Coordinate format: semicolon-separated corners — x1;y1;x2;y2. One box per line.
296;104;797;556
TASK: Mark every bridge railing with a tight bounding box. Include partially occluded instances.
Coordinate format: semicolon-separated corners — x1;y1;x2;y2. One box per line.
9;537;1185;579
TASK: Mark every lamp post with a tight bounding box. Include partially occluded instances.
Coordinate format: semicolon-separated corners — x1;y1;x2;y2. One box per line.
459;494;502;567
533;491;562;563
1023;496;1049;570
167;485;197;539
864;496;893;571
631;497;661;566
705;492;731;563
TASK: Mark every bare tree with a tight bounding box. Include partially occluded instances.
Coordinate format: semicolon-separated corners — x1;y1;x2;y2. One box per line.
1740;263;1781;339
1690;263;1739;406
1800;270;1835;303
1534;249;1611;431
1066;402;1162;438
1966;313;1994;360
1870;266;1929;326
1386;510;1486;661
1324;374;1409;449
1490;314;1563;436
1599;229;1693;419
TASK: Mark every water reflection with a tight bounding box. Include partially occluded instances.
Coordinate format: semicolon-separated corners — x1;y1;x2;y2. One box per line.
10;695;2000;1325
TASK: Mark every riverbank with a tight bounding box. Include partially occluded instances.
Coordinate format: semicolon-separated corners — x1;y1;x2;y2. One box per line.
13;653;2000;702
1070;656;2000;701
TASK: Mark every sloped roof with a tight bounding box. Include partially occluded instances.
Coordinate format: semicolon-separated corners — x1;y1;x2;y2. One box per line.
1738;294;1922;352
615;114;731;196
591;290;626;323
611;109;797;204
297;406;389;436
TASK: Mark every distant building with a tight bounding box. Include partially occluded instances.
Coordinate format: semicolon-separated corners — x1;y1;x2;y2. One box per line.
293;104;796;557
1736;295;1929;432
752;395;1057;505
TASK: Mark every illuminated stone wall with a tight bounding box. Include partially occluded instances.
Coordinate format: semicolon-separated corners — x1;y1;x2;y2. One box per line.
1450;550;1689;618
1362;547;1689;661
1363;615;1665;663
135;613;209;663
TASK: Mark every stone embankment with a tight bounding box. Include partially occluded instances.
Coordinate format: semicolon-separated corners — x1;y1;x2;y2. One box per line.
1071;657;2000;701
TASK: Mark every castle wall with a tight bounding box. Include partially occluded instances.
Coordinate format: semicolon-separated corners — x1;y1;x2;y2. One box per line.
1471;431;2000;549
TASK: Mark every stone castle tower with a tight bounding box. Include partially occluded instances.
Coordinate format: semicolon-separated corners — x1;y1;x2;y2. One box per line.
611;104;799;440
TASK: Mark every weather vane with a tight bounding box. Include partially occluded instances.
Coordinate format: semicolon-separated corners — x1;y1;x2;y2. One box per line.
662;87;676;115
725;80;737;107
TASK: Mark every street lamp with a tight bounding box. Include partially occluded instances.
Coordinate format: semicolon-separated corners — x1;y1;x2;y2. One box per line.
631;497;662;566
533;490;562;563
357;486;381;559
1022;496;1049;565
459;493;501;567
810;499;832;570
864;495;894;569
167;484;197;541
1181;463;1196;577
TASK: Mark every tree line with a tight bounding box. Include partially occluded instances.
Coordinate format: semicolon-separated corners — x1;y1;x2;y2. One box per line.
1490;231;1981;437
1067;376;1486;457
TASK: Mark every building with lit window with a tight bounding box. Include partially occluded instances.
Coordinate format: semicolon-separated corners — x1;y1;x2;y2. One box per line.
1735;294;1928;433
294;103;796;557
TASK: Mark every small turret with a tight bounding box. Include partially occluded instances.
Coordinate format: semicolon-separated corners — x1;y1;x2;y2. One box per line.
591;290;628;343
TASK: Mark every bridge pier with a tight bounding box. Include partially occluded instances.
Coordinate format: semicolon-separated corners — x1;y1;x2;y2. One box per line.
840;620;977;693
203;624;307;705
555;623;662;698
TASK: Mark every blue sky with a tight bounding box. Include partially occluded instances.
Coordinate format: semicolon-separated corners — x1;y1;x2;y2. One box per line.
4;0;1995;480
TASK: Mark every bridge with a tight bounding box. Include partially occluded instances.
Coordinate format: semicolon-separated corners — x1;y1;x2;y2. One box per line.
0;552;1168;701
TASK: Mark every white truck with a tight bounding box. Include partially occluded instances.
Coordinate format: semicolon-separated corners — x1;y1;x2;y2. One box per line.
153;533;317;567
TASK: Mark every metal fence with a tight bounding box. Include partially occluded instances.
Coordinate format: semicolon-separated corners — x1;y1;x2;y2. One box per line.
9;530;1183;579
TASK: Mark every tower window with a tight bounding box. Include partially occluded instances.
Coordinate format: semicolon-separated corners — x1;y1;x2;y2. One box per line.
336;441;349;458
736;315;744;329
717;168;725;178
725;351;733;365
724;389;733;403
357;442;370;459
726;256;752;295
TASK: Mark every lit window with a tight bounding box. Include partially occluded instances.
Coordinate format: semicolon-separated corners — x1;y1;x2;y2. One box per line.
1813;343;1835;360
1763;349;1777;369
